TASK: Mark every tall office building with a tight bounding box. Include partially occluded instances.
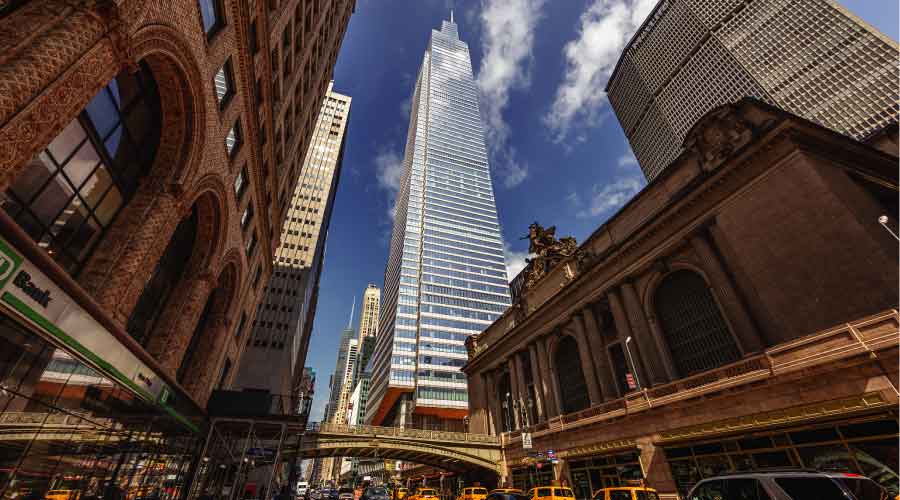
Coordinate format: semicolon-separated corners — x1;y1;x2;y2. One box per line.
606;0;899;180
365;16;512;431
358;283;381;342
326;325;358;423
234;83;351;414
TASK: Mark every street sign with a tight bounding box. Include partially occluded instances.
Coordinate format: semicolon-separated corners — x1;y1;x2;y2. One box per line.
522;433;533;449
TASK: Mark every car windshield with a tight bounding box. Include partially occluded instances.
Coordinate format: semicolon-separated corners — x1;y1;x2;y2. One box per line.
368;489;387;496
554;489;574;498
774;477;847;499
339;489;354;494
473;490;488;495
420;490;436;495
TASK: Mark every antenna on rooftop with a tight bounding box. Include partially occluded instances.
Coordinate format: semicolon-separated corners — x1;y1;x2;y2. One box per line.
347;296;356;329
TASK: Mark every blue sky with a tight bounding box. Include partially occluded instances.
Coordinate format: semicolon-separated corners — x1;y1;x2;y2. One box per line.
304;0;898;421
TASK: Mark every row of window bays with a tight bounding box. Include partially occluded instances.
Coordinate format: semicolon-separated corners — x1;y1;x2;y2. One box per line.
0;0;350;396
476;232;770;432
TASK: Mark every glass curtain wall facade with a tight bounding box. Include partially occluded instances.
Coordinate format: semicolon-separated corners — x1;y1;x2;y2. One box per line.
366;18;511;430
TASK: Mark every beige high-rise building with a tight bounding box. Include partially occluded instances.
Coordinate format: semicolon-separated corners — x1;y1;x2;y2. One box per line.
358;283;381;343
234;83;352;414
606;0;899;180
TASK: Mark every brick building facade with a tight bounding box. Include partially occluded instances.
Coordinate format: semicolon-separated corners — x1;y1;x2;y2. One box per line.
0;0;352;496
463;99;899;498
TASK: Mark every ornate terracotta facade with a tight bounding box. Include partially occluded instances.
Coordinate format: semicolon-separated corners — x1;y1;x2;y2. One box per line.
0;0;354;408
464;99;899;498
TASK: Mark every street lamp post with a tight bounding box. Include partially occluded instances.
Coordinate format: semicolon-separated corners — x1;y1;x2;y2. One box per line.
624;336;642;391
501;393;512;433
878;215;899;240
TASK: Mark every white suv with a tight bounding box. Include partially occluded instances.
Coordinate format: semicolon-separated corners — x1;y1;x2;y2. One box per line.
686;471;891;500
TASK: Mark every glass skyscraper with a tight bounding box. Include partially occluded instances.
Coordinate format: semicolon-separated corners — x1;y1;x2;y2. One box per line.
366;16;511;431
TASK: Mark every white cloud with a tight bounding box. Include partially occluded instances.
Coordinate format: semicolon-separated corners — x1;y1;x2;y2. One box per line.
504;243;533;282
374;148;404;221
476;0;545;188
576;175;645;218
545;0;656;142
617;150;638;169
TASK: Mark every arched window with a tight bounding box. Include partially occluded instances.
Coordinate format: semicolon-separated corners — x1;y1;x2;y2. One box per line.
555;336;590;414
177;289;214;382
126;208;198;346
655;270;740;376
3;62;161;274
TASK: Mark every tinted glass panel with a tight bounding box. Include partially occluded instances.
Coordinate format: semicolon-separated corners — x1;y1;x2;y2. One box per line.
773;478;845;500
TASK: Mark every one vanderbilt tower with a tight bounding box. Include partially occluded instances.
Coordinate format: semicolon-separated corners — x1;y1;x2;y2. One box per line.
366;14;511;431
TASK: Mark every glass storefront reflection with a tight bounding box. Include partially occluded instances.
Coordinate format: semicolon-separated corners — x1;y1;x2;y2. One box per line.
663;418;899;497
0;316;199;500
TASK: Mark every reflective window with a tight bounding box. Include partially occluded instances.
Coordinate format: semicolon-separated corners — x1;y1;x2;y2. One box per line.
555;336;590;414
226;120;242;156
198;0;225;38
214;59;235;108
3;63;161;274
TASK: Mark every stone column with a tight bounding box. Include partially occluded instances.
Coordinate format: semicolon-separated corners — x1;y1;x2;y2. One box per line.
508;357;521;430
535;337;558;418
541;334;564;417
620;281;669;385
527;343;545;422
145;271;216;377
690;231;764;354
513;351;530;426
485;370;502;435
570;315;603;405
580;305;617;400
606;287;649;388
79;179;183;326
182;313;230;405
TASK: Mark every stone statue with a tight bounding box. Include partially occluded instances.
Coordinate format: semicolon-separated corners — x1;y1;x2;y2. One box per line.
520;222;580;289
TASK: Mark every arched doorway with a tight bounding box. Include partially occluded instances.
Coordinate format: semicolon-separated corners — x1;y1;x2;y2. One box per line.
555;336;590;414
179;263;239;402
126;207;198;346
2;62;161;274
655;270;740;376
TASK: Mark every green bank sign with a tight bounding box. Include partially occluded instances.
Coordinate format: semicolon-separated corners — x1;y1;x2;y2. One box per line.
0;237;197;433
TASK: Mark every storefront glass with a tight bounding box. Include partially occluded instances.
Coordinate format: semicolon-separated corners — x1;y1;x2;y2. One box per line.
663;416;899;497
566;450;644;500
0;315;201;500
511;465;552;492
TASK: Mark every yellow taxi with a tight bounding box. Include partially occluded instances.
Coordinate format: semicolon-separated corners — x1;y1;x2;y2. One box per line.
525;486;575;500
590;487;659;500
457;487;488;500
409;488;439;500
488;489;523;496
45;491;80;500
394;488;409;500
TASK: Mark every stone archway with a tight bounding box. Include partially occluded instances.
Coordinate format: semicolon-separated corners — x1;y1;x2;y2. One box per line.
76;25;207;325
143;187;225;377
179;256;242;404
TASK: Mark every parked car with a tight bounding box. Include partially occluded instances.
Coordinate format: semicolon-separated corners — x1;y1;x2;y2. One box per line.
591;486;659;500
393;488;408;500
409;489;438;500
458;488;488;500
686;471;891;500
525;487;575;500
337;488;355;500
485;492;528;500
361;488;390;500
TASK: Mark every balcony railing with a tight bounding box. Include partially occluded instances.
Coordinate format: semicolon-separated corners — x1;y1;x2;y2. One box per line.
504;309;898;441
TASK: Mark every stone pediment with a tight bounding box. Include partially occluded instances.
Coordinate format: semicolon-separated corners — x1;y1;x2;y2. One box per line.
682;97;780;172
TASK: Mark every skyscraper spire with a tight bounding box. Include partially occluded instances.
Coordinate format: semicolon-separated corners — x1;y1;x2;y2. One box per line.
347;296;356;329
450;9;454;23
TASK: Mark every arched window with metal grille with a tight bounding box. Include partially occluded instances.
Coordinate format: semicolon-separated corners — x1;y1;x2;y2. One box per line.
554;335;590;414
654;269;741;376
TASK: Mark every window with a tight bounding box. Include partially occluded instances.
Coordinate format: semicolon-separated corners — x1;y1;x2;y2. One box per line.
245;231;257;257
226;120;242;156
198;0;225;39
724;479;770;500
2;63;161;274
655;270;740;376
689;480;725;500
555;335;590;414
214;59;235;108
772;478;845;500
240;203;253;230
233;166;248;201
249;19;259;54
